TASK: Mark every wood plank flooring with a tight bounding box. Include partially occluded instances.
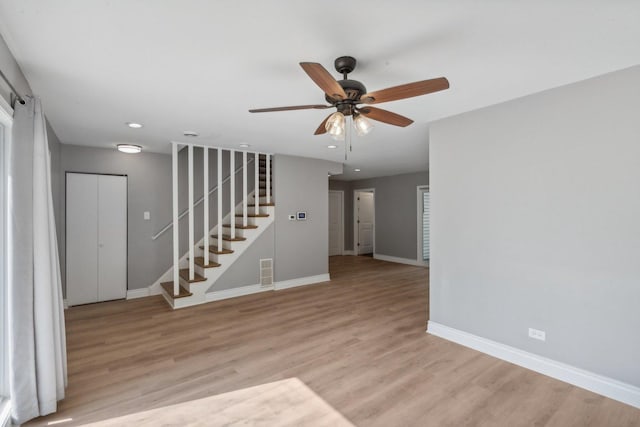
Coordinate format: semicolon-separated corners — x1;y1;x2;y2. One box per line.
27;256;640;426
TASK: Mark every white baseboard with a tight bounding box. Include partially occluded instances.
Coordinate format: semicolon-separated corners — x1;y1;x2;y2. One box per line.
274;273;330;290
127;288;150;300
205;283;271;302
373;253;428;267
427;321;640;409
343;250;355;256
63;299;68;310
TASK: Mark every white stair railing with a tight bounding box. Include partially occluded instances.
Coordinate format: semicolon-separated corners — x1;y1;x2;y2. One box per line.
169;143;272;296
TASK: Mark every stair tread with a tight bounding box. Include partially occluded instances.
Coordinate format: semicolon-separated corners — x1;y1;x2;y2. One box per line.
235;213;269;218
223;224;259;229
211;235;246;242
193;257;221;268
248;203;275;207
200;246;234;254
160;282;193;299
179;268;207;283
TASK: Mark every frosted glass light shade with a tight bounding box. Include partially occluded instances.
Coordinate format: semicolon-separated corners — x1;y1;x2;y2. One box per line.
325;112;346;141
353;114;374;136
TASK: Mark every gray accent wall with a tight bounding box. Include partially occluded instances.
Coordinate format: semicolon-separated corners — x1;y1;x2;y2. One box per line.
430;65;640;387
273;154;342;282
331;171;428;259
211;223;274;292
0;33;30;107
59;145;257;293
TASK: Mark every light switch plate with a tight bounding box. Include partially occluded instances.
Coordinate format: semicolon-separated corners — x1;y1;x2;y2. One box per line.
288;214;296;221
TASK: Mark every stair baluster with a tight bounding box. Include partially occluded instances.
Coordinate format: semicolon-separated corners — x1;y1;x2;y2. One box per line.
230;150;236;240
243;151;248;228
203;147;210;265
171;142;180;296
217;148;223;253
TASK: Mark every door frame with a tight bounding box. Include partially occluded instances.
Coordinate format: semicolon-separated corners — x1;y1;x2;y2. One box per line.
328;190;344;256
65;171;129;305
353;188;375;255
416;185;429;267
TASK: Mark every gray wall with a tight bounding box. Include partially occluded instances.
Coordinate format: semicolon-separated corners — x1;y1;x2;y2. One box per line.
1;32;64;268
59;145;257;293
61;145;173;293
332;171;428;259
273;154;342;282
0;33;30;108
212;223;274;291
430;65;640;387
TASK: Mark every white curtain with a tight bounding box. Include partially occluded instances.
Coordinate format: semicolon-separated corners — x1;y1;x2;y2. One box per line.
8;97;67;424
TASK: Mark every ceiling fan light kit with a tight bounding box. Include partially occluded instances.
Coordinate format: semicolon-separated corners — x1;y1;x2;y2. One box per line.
249;55;449;139
326;111;346;140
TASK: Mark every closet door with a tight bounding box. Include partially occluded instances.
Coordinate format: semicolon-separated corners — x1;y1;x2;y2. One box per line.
66;173;127;306
66;173;99;305
97;175;127;302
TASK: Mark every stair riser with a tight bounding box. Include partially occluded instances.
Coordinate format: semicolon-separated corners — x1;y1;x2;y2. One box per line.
209;239;235;250
232;215;268;225
213;228;247;239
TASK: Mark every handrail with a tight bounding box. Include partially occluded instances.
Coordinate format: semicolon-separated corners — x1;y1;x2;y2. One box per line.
151;156;255;240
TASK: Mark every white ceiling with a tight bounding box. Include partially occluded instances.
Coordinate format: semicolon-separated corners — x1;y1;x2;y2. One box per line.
1;1;639;180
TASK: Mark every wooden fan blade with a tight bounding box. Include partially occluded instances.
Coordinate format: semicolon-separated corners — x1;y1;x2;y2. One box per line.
314;114;332;135
300;62;347;101
358;107;414;127
360;77;449;104
249;104;332;113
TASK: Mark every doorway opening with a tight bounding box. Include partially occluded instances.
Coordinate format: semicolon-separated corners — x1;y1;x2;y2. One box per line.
328;190;344;256
354;189;375;256
417;185;429;267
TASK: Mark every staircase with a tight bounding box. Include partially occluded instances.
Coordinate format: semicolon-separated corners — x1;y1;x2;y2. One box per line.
154;145;274;309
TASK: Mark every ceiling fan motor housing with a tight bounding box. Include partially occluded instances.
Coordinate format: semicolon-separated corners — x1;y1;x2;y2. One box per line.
325;79;367;108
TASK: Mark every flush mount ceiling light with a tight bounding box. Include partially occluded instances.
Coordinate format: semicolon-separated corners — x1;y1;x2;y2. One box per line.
126;122;143;129
117;144;142;154
354;168;361;172
183;131;199;137
327;144;338;149
239;143;251;148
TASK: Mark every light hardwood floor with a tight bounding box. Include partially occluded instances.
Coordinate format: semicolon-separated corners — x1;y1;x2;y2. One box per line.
27;256;640;426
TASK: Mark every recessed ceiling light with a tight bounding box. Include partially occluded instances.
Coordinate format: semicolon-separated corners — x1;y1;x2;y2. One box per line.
183;131;199;137
327;145;338;149
117;144;142;154
354;168;361;172
239;143;251;148
126;122;143;129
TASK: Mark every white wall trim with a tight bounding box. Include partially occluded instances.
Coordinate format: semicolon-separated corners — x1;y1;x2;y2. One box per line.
63;299;68;309
427;321;640;409
126;288;150;300
205;283;271;303
343;250;355;256
374;253;428;267
274;274;330;290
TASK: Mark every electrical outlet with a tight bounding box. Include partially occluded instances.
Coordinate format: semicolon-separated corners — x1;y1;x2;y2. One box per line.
528;328;546;341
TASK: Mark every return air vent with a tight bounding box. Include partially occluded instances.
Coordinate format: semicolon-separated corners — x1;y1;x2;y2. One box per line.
260;258;273;287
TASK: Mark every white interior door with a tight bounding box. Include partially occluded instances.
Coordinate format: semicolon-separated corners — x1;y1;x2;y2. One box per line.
328;191;343;256
66;173;127;305
66;173;99;305
357;191;374;255
97;175;127;301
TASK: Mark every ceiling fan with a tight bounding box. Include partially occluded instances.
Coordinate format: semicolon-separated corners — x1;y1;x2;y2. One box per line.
249;56;450;140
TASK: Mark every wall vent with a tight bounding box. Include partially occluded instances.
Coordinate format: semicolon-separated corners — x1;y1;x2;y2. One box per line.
260;258;273;287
